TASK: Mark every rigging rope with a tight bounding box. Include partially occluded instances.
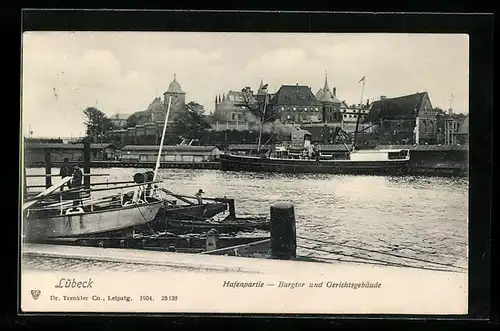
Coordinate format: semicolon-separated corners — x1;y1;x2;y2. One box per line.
296;235;466;271
133;201;158;235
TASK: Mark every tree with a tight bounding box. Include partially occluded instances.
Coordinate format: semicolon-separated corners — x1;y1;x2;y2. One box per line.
174;101;212;138
430;107;447;119
126;113;140;128
83;107;113;137
238;89;278;124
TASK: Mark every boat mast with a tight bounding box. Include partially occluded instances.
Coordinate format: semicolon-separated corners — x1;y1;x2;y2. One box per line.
257;93;268;153
153;96;172;182
353;76;366;151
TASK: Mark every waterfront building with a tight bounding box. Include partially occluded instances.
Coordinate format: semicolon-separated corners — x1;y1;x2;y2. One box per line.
118;145;220;163
366;92;437;145
24;143;118;163
339;101;372;133
438;113;469;146
454;114;469;145
270;84;323;124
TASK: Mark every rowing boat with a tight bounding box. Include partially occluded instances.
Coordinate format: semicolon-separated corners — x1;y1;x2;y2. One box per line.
163;216;270;234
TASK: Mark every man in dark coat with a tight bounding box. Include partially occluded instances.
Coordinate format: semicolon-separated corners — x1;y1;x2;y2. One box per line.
59;157;72;191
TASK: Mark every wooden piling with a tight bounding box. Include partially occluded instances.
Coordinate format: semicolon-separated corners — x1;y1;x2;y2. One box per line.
44;150;52;188
23;166;27;197
270;202;296;260
227;199;236;219
83;142;91;190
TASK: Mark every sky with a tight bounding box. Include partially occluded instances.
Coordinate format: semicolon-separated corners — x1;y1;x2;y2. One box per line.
21;32;469;138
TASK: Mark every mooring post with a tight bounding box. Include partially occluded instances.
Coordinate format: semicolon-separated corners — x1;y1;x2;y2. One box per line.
44;149;52;188
206;229;218;251
270;202;296;260
227;198;236;219
23;166;27;197
83;141;91;190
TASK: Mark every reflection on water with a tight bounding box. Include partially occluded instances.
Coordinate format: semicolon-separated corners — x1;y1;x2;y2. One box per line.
23;168;468;271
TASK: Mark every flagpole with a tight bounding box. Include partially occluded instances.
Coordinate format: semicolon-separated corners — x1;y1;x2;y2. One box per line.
359;77;365;106
257;93;267;153
353;76;366;151
153;96;172;181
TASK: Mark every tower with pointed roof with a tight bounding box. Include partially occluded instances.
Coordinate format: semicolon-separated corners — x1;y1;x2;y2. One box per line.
315;71;341;123
160;74;187;122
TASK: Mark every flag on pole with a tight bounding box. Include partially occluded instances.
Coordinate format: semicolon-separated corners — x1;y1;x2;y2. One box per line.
358;76;366;83
261;83;268;90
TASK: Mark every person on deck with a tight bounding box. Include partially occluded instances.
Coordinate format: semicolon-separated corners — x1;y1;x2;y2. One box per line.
59;157;72;191
71;164;83;207
195;189;204;205
313;143;320;161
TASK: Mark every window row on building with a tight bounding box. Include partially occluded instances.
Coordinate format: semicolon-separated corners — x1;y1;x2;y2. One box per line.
278;106;322;112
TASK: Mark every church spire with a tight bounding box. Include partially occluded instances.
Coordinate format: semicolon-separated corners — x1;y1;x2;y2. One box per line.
323;70;330;91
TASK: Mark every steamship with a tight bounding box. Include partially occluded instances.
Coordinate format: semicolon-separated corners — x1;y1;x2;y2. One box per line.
219;126;411;176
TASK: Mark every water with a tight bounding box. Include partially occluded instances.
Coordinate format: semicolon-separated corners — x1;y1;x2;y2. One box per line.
23;168;469;271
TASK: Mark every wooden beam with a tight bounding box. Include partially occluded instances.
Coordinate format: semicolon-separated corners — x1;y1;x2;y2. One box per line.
26;173;110;178
201;239;270;256
44;151;52;188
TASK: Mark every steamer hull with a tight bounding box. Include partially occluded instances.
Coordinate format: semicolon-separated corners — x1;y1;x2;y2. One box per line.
219;154;410;176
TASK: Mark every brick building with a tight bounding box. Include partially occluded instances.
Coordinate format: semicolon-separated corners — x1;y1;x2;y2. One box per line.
365;92;437;144
270;84;323;123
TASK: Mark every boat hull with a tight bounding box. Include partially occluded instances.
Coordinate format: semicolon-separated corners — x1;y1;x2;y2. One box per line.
23;201;164;241
165;217;270;234
160;202;227;220
219;154;409;175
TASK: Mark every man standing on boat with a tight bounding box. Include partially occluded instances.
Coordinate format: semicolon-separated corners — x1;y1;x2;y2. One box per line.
59;157;72;191
313;143;320;161
195;189;204;205
71;164;84;207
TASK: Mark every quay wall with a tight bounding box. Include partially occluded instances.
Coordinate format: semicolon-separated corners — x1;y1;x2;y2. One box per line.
373;145;468;177
407;150;468;176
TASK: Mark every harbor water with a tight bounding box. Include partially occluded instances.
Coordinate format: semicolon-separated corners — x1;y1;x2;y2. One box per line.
22;168;469;272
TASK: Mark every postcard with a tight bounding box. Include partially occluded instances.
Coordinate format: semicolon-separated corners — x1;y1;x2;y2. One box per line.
20;31;469;315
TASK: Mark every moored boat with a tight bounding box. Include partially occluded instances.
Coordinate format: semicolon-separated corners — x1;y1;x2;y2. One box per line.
22;179;165;242
219;148;410;175
164;216;270;234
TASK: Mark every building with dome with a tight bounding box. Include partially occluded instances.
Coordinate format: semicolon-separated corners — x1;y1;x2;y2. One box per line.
107;74;190;145
157;74;186;122
130;74;188;125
